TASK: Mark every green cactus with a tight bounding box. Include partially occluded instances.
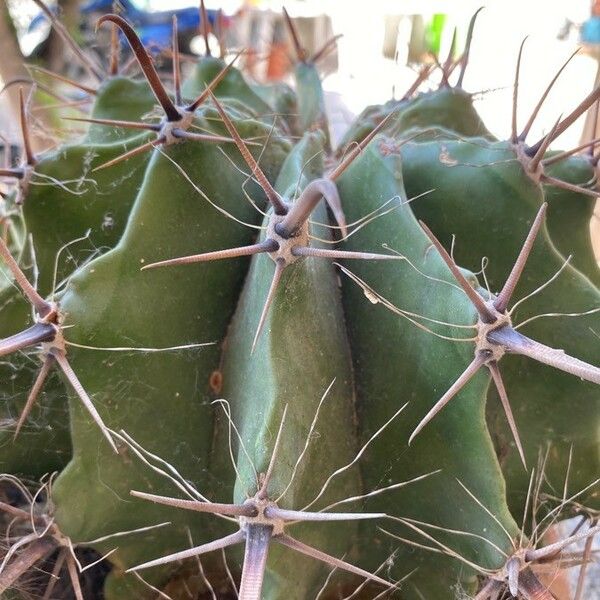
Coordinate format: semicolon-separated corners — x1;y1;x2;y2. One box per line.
0;5;599;600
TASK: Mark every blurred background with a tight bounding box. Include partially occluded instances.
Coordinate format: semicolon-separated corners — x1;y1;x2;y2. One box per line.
3;1;600;142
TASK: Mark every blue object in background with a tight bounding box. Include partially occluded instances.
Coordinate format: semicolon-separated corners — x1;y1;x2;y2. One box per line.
581;16;600;44
27;1;219;54
82;1;219;51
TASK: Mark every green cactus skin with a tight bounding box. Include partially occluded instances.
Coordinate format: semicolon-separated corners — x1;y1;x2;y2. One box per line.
400;138;600;515
21;133;152;297
336;101;393;154
336;138;519;598
542;154;599;286
86;77;157;144
387;87;492;140
2;7;600;597
0;74;156;481
0;287;71;477
47;111;289;597
294;62;331;152
212;132;364;599
181;56;273;117
250;81;299;135
339;87;493;154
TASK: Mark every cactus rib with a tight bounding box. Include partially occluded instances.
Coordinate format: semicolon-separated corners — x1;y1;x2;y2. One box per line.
410;203;600;469
0;237;116;451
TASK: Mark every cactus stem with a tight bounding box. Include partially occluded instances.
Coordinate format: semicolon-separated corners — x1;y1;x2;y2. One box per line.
494;203;546;313
75;55;242;169
456;477;515;548
381;520;493;574
303;402;408;511
129;397;399;592
200;0;212;57
209;91;286;214
257;405;288;499
127;530;245;572
27;65;98;96
239;524;272;600
413;203;600;453
115;428;215;502
320;471;441;514
52;349;118;452
92;136;166;172
419;220;496;322
98;14;181;122
13;355;54;440
310;35;343;65
282;8;307;63
518;48;580;142
456;7;484;88
511;38;528;144
172;16;182;106
31;0;103;83
0;536;57;594
252;257;285;353
488;361;526;469
338;551;406;600
142;239;278;270
389;481;597;599
409;353;486;445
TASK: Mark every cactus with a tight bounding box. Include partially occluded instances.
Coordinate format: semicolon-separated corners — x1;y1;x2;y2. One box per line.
0;4;599;599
